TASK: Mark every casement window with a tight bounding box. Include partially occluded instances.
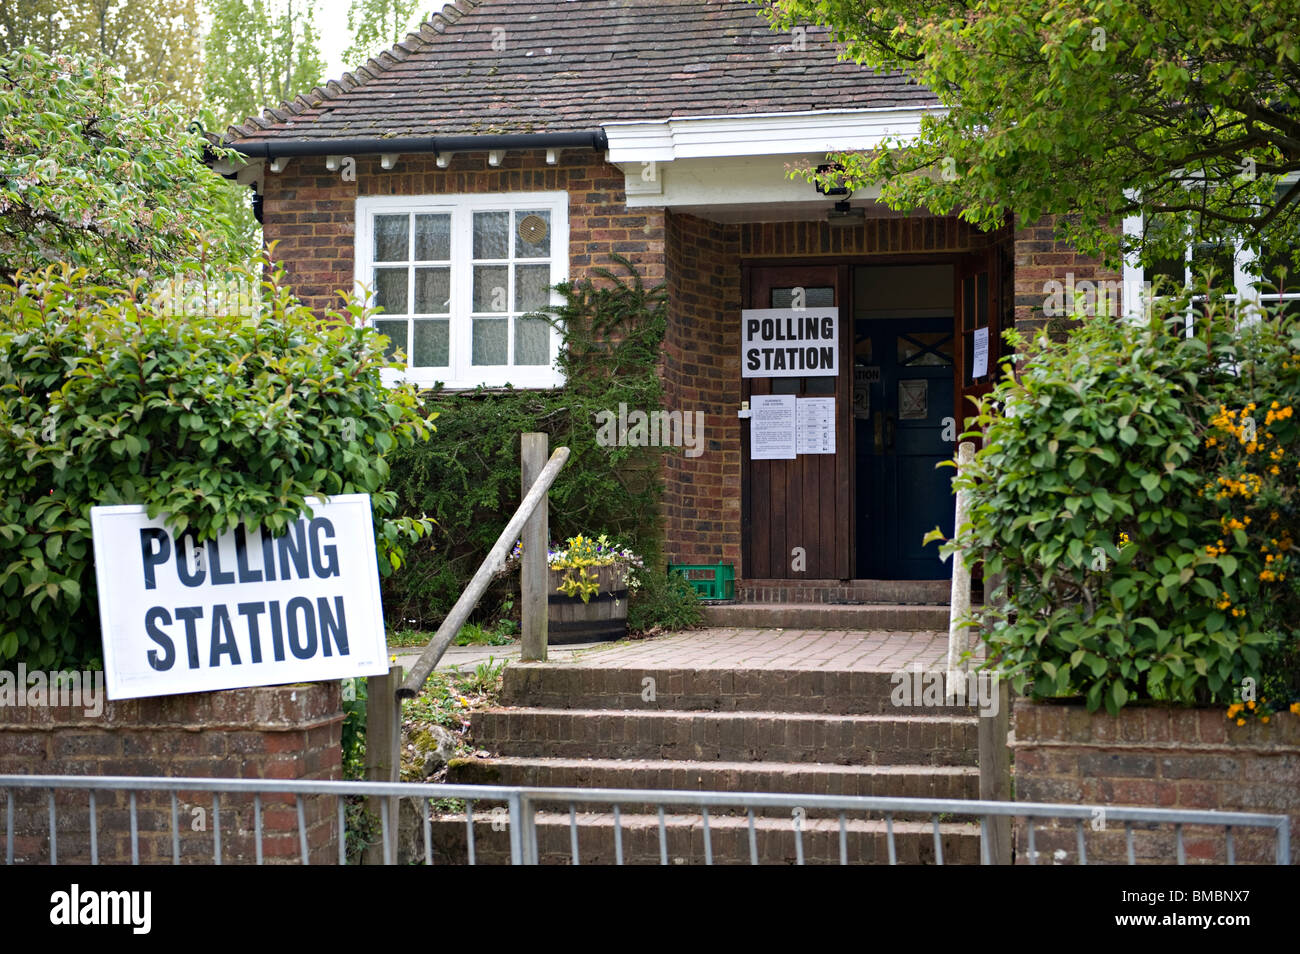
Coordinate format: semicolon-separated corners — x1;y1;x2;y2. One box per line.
1123;179;1300;322
354;192;568;389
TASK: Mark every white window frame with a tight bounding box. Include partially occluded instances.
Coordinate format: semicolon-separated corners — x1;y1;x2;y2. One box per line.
1124;175;1300;324
354;191;569;390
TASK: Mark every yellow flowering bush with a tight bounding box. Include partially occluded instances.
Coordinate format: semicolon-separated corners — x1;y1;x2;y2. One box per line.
947;289;1299;714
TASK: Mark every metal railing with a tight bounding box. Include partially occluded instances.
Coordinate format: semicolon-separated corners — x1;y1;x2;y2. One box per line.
2;774;1289;865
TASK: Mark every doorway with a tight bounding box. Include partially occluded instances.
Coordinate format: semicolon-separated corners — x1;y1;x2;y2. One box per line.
741;255;996;582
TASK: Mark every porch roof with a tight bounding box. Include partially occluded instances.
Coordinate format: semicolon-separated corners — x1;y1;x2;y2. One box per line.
225;0;937;147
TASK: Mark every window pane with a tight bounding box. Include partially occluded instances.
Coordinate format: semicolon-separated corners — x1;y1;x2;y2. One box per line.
515;317;550;366
474;211;510;259
515;264;551;313
1192;241;1234;289
474;265;508;313
472;318;508;365
415;267;450;314
1144;214;1187;290
373;268;408;314
414;214;451;260
374;215;408;262
770;286;834;308
373;319;408;363
412;319;449;367
1257;188;1300;291
515;210;551;258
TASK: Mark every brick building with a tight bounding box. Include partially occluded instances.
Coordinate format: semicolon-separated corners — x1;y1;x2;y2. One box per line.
218;0;1119;594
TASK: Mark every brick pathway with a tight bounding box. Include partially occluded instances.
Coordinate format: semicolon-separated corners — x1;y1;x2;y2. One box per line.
392;627;983;674
535;627;958;672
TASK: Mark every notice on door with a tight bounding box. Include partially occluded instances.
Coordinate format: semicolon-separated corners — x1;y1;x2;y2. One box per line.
797;397;836;454
741;308;839;378
899;379;928;420
750;394;797;459
90;494;390;701
972;326;990;379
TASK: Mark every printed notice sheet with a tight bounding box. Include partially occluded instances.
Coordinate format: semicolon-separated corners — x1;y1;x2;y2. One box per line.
750;394;797;460
797;397;835;454
972;326;989;379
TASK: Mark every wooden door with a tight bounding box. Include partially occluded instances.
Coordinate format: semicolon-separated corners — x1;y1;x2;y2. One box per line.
741;265;852;580
955;251;998;434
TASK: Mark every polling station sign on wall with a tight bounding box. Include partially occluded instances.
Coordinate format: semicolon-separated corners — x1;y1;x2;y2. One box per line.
91;494;389;701
742;308;839;378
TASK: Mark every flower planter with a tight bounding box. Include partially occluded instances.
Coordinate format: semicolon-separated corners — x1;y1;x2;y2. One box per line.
1011;699;1300;864
547;564;629;644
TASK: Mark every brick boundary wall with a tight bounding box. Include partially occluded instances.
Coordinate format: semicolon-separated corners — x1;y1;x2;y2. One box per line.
0;682;343;864
1012;701;1299;864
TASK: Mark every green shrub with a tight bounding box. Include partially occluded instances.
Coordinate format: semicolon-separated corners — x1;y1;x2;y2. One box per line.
628;567;703;634
381;256;668;627
0;263;433;668
949;290;1300;713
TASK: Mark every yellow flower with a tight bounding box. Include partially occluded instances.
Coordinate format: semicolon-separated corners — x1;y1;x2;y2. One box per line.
1237;718;1247;726
1290;702;1300;715
1227;703;1243;717
1261;716;1270;724
1247;700;1256;710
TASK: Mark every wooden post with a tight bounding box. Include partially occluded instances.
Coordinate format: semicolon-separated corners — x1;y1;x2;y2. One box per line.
520;433;549;662
362;663;402;865
979;676;1012;864
399;446;569;697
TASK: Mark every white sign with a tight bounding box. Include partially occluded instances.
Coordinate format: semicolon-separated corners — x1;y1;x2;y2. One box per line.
742;308;839;378
750;394;797;460
972;326;990;379
91;494;389;701
797;397;836;454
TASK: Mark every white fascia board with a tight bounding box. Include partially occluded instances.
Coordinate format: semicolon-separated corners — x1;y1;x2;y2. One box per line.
603;106;944;164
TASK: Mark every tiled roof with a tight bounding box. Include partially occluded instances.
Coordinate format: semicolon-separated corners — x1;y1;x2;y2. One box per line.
225;0;936;144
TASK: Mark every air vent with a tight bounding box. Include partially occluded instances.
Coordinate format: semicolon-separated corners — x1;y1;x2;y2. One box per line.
517;213;548;245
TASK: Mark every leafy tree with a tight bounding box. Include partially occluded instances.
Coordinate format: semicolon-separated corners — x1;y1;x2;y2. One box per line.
343;0;428;68
202;0;326;132
0;46;252;285
764;0;1300;275
0;0;203;114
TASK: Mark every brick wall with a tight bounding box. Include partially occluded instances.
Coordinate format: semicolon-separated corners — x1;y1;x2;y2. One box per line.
0;682;343;864
262;149;665;314
663;212;743;568
1013;214;1124;333
1012;702;1299;864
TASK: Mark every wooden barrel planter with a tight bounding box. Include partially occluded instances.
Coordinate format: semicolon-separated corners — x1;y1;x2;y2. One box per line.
548;564;629;644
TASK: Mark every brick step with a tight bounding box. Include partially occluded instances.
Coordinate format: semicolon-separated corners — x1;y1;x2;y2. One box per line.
701;603;950;629
469;708;978;765
446;756;979;804
735;579;952;605
426;810;981;865
502;664;981;715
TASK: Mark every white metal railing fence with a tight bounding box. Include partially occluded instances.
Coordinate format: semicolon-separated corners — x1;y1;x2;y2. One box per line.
2;775;1289;866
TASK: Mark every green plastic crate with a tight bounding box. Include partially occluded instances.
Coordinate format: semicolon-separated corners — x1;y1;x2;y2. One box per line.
668;563;735;601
